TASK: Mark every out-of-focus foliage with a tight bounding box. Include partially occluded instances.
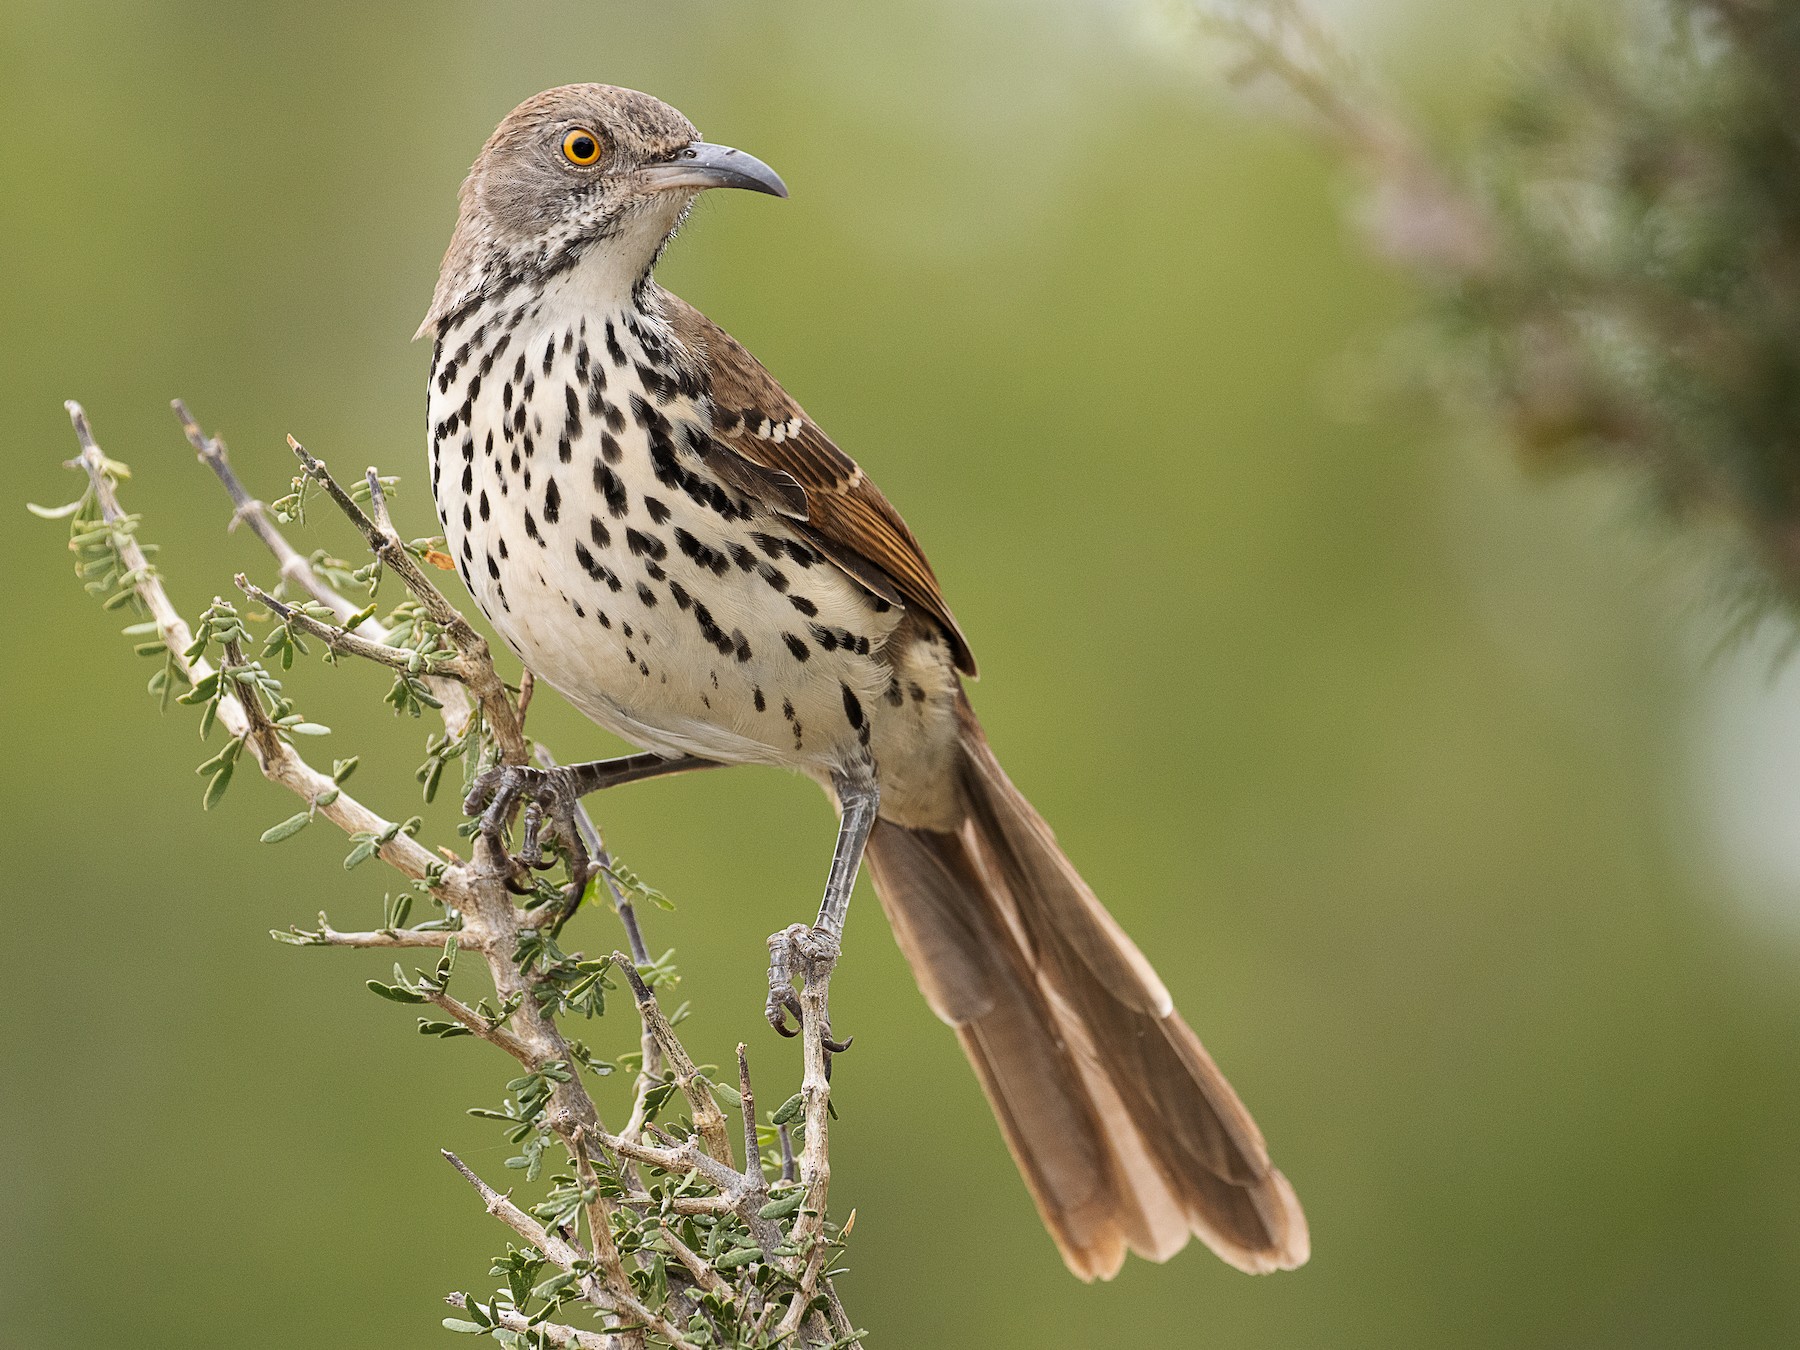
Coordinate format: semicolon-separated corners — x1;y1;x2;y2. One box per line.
1453;1;1800;612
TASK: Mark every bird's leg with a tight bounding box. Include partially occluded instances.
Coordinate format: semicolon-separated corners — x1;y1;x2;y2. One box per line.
766;768;879;1057
464;753;718;902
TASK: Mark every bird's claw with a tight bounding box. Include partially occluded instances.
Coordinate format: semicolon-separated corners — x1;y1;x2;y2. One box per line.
765;923;853;1056
464;763;592;924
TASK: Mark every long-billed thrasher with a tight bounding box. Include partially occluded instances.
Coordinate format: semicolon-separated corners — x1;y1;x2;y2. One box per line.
420;84;1307;1280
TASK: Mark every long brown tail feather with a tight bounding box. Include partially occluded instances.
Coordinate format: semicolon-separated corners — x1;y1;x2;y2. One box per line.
862;706;1308;1280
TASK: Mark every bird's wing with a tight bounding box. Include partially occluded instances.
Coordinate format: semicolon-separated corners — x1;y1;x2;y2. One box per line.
664;293;977;676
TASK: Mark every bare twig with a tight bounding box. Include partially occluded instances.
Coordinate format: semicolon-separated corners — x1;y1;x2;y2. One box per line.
278;921;454;949
443;1294;614;1350
442;1153;698;1350
571;1132;648;1350
615;955;733;1166
64;403;461;897
236;574;439;675
776;951;848;1341
176;401;473;734
286;434;527;763
658;1221;733;1300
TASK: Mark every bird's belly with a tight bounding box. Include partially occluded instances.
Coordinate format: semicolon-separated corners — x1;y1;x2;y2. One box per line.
429;302;907;772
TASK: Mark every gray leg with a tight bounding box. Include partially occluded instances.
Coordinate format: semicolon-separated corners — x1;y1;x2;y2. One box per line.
766;768;879;1052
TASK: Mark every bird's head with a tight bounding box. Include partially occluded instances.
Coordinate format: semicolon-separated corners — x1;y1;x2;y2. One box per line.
419;84;785;337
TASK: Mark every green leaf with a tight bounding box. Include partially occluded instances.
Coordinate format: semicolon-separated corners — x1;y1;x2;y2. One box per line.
28;498;85;519
260;812;313;844
286;721;331;737
366;980;425;1004
758;1188;806;1219
440;1319;485;1334
202;760;234;810
714;1247;761;1269
772;1093;803;1126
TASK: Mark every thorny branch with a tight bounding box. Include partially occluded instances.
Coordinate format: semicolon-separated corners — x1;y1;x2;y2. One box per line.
47;403;861;1349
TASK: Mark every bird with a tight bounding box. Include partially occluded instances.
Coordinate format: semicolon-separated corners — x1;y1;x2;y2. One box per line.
419;83;1308;1282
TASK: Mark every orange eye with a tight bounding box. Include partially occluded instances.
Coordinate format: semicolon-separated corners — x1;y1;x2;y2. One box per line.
561;129;602;166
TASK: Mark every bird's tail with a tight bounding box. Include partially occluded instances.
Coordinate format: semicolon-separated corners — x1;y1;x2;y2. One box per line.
862;702;1308;1280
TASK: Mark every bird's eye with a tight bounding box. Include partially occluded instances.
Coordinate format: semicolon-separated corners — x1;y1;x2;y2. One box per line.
561;129;602;166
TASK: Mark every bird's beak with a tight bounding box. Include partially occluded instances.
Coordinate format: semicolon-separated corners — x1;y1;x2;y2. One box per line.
639;141;788;199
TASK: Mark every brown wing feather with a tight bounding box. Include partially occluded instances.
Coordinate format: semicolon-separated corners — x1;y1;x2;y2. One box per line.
662;291;977;676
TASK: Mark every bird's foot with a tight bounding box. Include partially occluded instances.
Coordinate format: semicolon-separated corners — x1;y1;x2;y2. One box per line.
463;763;592;919
765;923;852;1055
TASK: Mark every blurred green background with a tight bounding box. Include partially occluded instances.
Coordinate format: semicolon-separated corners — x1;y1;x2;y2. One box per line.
6;1;1800;1346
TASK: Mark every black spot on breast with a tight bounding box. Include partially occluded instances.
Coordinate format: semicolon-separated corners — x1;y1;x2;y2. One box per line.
590;517;611;549
486;552;499;579
753;686;766;712
636;581;658;607
543;478;561;524
461;463;473;494
841;683;864;731
605;320;626;366
479;491;490;521
691;601;733;654
479;330;510;376
524;509;543;545
462;503;472;530
644;496;670;525
669;580;691;610
564;385;582;439
543;338;556;375
600;431;622;463
729;543;756;572
783;632;810;662
758;563;790;592
909;682;926;702
733;631;753;662
674;527;730;576
595;462;629;518
788;595;818;617
884;677;904;707
625;528;666;561
811;625;838;653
